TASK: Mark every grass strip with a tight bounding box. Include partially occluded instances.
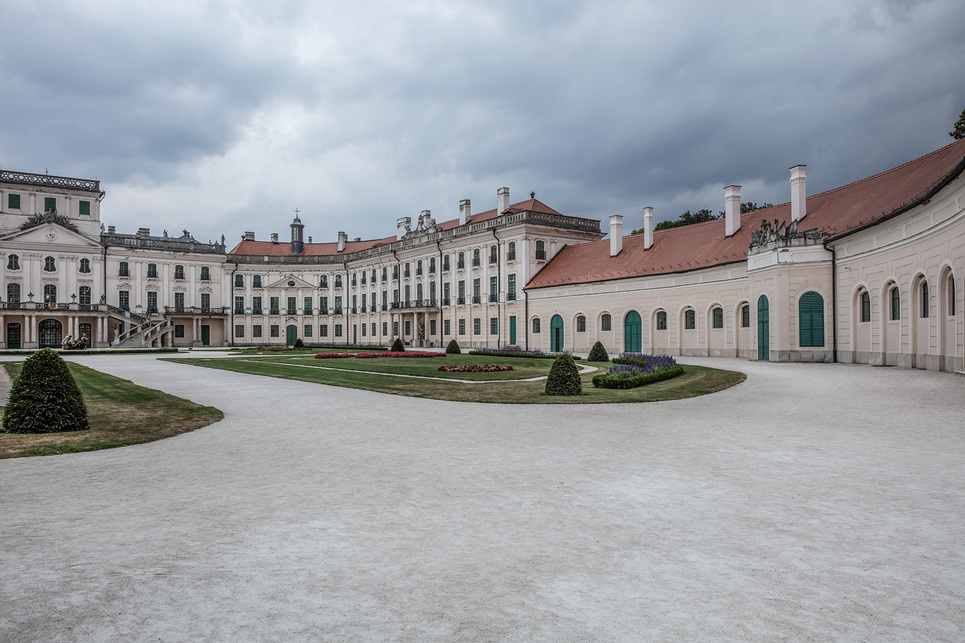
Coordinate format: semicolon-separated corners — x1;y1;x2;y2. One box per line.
0;362;223;458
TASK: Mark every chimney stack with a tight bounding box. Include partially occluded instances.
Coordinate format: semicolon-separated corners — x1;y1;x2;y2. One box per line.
270;233;279;244
396;216;411;241
790;165;807;223
459;199;471;225
338;231;347;252
497;187;510;215
643;207;654;250
244;231;255;241
724;185;742;237
609;215;624;257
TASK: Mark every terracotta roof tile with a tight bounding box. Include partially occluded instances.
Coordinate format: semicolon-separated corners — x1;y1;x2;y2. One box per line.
526;138;965;290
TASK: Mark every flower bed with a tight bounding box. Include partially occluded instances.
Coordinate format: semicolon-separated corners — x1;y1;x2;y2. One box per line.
592;354;683;389
314;353;354;359
469;349;581;360
437;364;513;373
357;351;444;359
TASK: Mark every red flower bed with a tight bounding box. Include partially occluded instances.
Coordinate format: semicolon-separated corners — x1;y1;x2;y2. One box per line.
314;353;354;359
438;364;513;372
368;351;444;358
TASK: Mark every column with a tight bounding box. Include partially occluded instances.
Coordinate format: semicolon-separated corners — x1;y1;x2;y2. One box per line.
135;261;143;311
163;263;170;308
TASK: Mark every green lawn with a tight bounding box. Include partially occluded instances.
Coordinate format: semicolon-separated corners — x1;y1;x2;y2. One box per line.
168;354;745;404
0;362;224;458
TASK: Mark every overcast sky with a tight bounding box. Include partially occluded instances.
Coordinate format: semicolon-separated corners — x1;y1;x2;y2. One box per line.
2;0;964;245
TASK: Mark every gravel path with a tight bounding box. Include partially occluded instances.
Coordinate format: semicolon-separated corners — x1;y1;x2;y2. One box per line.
1;355;964;641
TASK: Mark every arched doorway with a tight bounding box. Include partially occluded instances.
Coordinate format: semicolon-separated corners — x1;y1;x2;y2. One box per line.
550;315;564;352
39;319;63;348
624;310;642;353
757;295;769;361
286;324;297;345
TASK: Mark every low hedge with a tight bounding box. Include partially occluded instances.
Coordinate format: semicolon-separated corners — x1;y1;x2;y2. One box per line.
592;364;685;389
469;350;581;360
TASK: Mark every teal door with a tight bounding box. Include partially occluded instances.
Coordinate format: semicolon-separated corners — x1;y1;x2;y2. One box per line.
550;314;564;352
509;316;517;345
798;291;824;347
353;324;357;344
201;325;210;346
286;324;297;345
624;310;642;353
757;295;769;361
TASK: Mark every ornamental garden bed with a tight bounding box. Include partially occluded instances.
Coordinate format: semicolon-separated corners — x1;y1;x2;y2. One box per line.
592;354;684;389
469;349;582;360
438;364;513;372
316;351;444;359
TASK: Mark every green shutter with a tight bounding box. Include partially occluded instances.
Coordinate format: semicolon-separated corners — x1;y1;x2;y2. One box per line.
44;197;56;212
79;200;91;215
757;295;769;360
798;292;824;347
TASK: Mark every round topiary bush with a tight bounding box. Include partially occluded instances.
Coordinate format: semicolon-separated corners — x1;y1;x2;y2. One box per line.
391;338;405;352
588;341;609;362
446;339;461;355
293;338;305;348
3;348;89;434
545;353;582;396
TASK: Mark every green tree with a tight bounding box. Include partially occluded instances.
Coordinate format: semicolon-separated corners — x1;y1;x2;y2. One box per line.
741;202;773;213
390;338;405;352
587;341;609;362
545;354;582;396
653;208;721;231
3;348;89;434
445;339;461;354
951;108;965;140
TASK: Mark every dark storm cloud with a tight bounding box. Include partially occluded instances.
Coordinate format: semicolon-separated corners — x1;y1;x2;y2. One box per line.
1;0;963;241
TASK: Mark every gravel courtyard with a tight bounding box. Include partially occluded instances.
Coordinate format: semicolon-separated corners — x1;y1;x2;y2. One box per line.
1;354;963;641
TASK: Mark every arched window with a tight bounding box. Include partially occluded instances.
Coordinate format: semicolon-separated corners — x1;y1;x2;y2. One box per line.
458;252;465;269
532;317;541;333
252;274;261;288
404;262;411;278
43;284;57;304
798;291;825;347
950;275;957;316
741;304;750;328
601;314;612;331
684;309;696;330
429;258;435;273
417;283;423;302
44;256;56;272
860;291;871;323
7;254;20;270
890;286;901;320
656;311;667;331
489;245;498;264
7;283;21;302
78;285;91;305
119;261;129;277
473;248;480;266
920;281;929;318
147;263;158;279
576;315;586;332
334;274;342;288
79;258;91;274
712;307;724;329
443;255;450;271
175;265;185;280
508;241;516;260
417;260;423;276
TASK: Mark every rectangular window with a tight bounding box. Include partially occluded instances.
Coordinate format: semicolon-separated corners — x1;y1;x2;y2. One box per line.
741;305;750;328
490;317;498;335
252;296;262;315
147;264;158;279
371;322;376;336
335;324;343;337
430;319;437;336
393;321;399;336
44;197;56;212
78;200;91;216
201;293;211;311
532;318;541;333
657;311;667;331
320;296;328;312
458;280;466;304
490;276;498;302
860;293;871;323
320;275;328;288
270;297;280;315
304;324;313;338
234;296;245;314
253;275;262;288
444;319;450;335
235;324;245;338
253;325;262;338
473;318;481;335
458;318;466;335
8;193;21;209
200;266;210;281
320;324;328;337
118;261;129;277
361;323;366;336
270;325;279;338
405;320;411;336
577;316;586;332
508;274;516;301
713;308;724;329
174;292;185;310
175;324;185;338
287;297;296;314
601;314;611;331
473;278;480;303
304;297;313;315
147;291;158;313
174;265;185;280
334;296;342;313
685;310;696;330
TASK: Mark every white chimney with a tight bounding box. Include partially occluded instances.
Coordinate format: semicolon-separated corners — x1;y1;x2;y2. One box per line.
243;231;255;241
497;187;510;215
270;233;279;244
643;207;654;250
338;231;347;252
790;165;807;223
724;185;742;237
459;199;471;225
396;216;411;241
609;215;623;257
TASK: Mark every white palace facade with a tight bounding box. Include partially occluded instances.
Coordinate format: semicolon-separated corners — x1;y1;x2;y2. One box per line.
0;136;963;372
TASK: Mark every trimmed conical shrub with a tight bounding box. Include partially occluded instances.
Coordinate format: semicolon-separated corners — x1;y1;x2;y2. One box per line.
391;338;405;352
3;348;89;434
545;353;582;396
446;339;461;354
588;341;609;362
293;338;305;348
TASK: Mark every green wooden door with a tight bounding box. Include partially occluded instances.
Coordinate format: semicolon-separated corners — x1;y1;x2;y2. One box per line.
757;295;769;361
624;310;642;353
509;315;517;345
550;315;564;352
286;324;297;345
798;291;824;347
201;325;210;346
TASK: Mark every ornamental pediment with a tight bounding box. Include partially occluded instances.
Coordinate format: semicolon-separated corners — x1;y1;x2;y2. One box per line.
266;274;314;289
0;223;101;249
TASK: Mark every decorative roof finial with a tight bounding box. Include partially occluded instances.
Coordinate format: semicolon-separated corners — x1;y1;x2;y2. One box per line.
530;192;535;199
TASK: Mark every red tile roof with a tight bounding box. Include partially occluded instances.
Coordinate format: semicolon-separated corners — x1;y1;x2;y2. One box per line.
227;198;563;256
526;137;965;290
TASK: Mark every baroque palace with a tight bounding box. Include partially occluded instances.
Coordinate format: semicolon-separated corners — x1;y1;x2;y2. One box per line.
0;136;963;372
